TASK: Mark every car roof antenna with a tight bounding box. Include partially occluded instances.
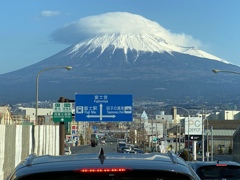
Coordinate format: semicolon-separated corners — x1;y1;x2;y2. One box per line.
98;147;106;165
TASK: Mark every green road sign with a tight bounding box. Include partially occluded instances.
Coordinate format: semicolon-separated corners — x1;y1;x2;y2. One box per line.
53;103;72;123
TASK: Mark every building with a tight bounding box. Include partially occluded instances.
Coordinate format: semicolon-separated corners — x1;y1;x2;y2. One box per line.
17;107;54;124
207;110;240;120
0;106;12;124
205;120;240;154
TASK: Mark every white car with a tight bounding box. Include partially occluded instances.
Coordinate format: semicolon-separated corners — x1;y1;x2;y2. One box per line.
101;140;106;145
64;146;71;155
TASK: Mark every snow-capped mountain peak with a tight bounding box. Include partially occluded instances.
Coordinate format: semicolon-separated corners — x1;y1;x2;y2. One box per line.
67;33;230;64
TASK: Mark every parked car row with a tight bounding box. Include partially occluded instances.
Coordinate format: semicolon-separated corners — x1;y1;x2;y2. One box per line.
117;141;144;154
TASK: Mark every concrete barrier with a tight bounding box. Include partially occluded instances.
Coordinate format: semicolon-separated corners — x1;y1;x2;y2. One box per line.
0;125;59;180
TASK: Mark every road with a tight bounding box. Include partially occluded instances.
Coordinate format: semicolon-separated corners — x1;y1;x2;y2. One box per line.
71;142;118;154
71;143;234;163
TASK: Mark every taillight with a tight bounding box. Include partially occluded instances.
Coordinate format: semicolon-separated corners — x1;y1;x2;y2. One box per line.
76;168;128;173
216;164;227;166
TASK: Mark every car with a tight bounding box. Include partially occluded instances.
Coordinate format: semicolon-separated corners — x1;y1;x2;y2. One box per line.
7;148;200;180
118;146;130;153
117;141;126;152
188;160;240;179
117;138;126;144
101;140;106;145
136;149;145;154
123;148;136;154
64;146;71;155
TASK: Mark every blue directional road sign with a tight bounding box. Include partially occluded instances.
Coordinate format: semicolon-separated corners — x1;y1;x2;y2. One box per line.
75;94;133;122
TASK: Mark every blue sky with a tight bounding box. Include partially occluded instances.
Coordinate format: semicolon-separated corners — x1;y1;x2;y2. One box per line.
1;0;240;74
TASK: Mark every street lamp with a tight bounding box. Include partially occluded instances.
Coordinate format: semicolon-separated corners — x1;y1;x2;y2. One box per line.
174;106;190;161
212;69;240;75
33;66;72;153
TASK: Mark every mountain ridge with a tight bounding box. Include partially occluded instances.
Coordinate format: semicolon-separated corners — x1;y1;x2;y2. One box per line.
1;46;240;105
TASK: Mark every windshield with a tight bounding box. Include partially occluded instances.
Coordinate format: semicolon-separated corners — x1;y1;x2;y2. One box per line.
196;166;240;179
118;143;126;148
91;134;96;138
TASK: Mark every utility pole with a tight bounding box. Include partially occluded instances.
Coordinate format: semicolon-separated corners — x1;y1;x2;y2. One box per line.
58;97;65;155
139;117;142;147
179;124;181;153
175;125;178;153
151;117;154;150
164;120;168;153
206;118;209;161
58;96;75;155
202;108;205;161
211;126;214;161
156;120;158;152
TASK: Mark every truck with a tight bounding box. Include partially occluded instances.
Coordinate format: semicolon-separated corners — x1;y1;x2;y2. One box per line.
90;133;98;147
117;139;127;152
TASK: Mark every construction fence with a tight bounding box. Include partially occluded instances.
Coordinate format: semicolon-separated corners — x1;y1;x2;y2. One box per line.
0;124;59;180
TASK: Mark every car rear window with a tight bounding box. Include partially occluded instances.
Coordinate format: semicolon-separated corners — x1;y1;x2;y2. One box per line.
15;170;193;180
196;165;240;179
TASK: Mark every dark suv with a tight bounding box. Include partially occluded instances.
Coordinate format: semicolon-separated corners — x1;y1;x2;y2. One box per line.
188;160;240;179
7;148;200;180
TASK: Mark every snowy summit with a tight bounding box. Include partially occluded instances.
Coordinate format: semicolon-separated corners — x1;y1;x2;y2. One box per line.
52;12;230;64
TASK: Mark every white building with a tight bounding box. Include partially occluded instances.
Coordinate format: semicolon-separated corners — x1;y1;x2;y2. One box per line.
144;121;164;137
207;110;240;120
18;107;53;124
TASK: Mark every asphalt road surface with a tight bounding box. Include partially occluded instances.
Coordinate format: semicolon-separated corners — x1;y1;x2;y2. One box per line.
71;143;235;163
71;142;118;154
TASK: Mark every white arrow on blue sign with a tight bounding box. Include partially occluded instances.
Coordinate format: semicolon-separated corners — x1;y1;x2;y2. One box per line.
74;94;133;122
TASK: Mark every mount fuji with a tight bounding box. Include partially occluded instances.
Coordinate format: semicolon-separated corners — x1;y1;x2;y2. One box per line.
1;12;240;104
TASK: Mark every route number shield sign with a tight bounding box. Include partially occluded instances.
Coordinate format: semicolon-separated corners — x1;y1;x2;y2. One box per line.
75;94;133;122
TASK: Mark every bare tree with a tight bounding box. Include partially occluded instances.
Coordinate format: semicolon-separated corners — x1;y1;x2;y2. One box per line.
129;129;135;144
85;126;93;145
137;128;147;149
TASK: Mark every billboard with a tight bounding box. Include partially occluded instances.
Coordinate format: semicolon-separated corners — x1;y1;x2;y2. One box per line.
71;125;78;135
185;117;203;135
